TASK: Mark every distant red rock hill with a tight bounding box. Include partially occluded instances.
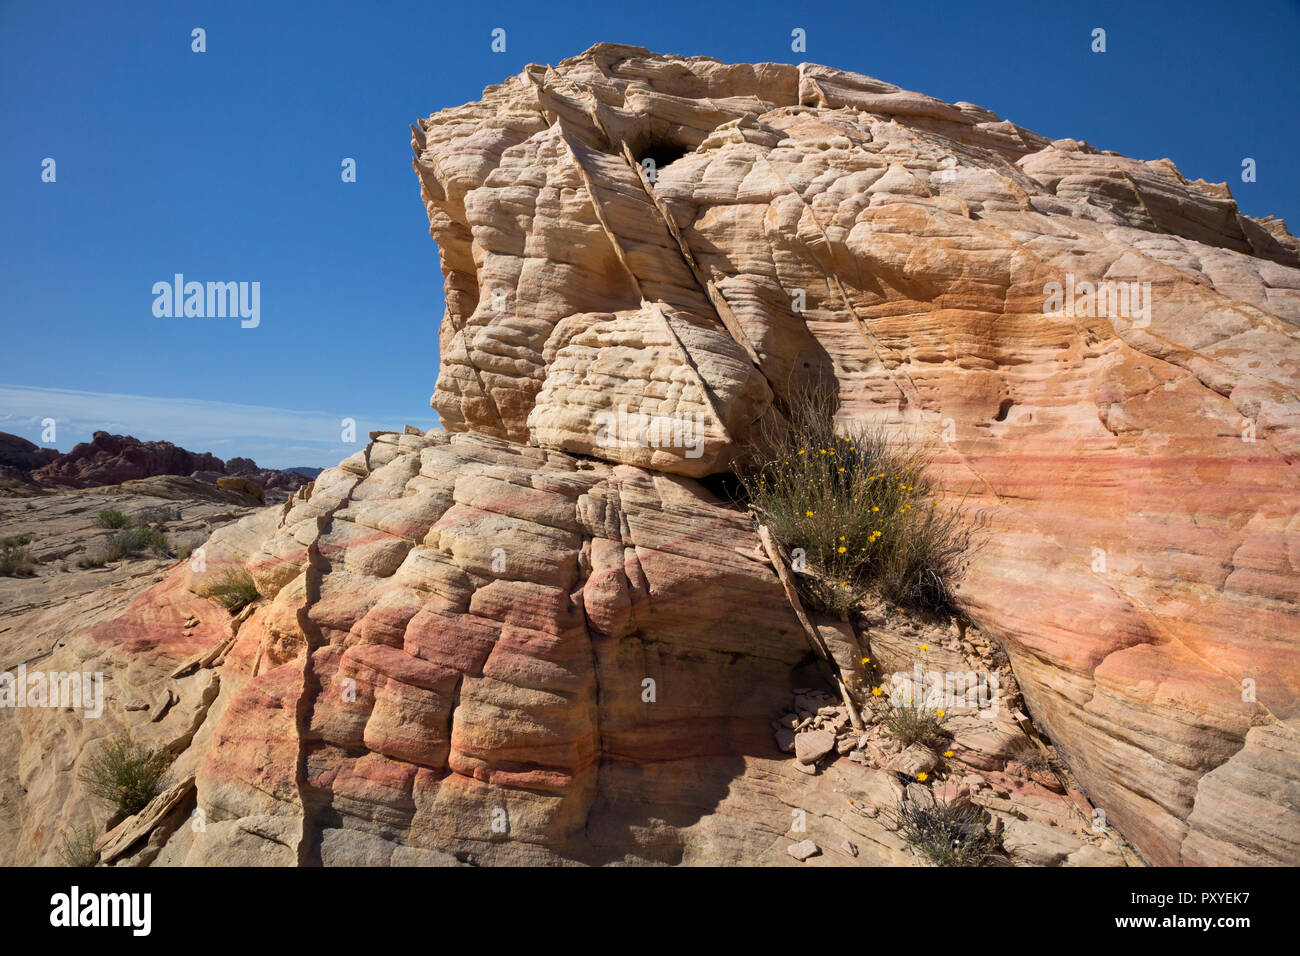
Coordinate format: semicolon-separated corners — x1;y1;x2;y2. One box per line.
0;430;316;496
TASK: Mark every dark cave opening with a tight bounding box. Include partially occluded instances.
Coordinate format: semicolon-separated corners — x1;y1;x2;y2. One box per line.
633;139;690;184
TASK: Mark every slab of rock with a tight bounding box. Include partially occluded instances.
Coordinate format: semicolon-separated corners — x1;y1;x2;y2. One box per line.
1001;817;1088;868
216;475;265;505
886;744;941;777
95;776;196;865
787;839;820;861
795;729;837;766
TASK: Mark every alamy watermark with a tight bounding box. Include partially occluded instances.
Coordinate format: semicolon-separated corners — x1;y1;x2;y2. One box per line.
1043;275;1150;328
595;404;706;459
152;274;260;328
0;666;103;718
888;666;1000;720
50;886;150;936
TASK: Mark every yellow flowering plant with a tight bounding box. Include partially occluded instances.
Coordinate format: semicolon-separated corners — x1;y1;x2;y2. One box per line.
735;386;980;614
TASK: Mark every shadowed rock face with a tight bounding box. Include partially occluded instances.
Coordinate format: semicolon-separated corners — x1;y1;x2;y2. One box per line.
6;45;1297;866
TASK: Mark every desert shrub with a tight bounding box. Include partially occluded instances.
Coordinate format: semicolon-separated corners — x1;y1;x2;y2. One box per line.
208;567;260;612
737;387;978;615
94;509;130;529
0;538;36;576
134;506;178;527
108;527;169;559
891;795;1000;867
79;736;171;817
76;527;168;566
58;823;101;867
880;704;949;747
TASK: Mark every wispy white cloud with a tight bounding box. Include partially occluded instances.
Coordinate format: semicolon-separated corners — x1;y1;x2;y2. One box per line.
0;385;439;470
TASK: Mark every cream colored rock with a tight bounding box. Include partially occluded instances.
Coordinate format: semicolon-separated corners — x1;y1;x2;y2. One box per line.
410;44;1300;866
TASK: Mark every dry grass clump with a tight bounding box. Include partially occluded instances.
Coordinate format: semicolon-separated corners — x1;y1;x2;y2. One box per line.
207;567;260;612
880;704;950;748
890;795;1000;867
58;823;101;867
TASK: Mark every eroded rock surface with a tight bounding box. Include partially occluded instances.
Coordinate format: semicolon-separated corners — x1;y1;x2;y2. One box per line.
410;44;1300;865
0;477;260;861
11;430;902;865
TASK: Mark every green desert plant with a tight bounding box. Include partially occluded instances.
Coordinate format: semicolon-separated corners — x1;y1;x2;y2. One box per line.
737;386;979;615
58;823;101;867
208;567;260;612
78;527;170;567
890;795;1000;867
109;527;169;558
94;508;130;529
79;736;171;817
0;538;36;576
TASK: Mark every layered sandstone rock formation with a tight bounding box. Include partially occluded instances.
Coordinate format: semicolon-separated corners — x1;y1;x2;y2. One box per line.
410;44;1300;865
5;45;1297;866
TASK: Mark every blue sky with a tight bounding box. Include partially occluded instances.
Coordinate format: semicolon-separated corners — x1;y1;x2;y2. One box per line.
2;0;1297;468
